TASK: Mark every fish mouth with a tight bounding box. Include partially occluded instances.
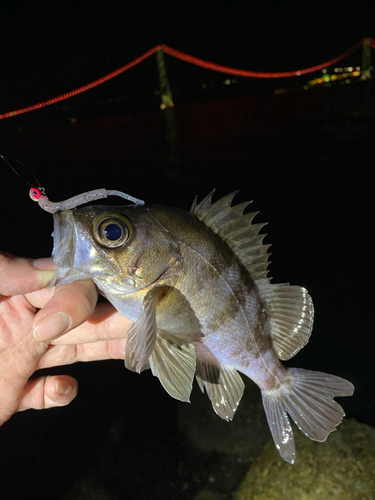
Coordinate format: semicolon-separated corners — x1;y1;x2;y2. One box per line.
51;211;93;286
52;211;74;268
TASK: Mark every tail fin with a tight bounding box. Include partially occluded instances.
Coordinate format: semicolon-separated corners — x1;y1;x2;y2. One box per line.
261;368;354;464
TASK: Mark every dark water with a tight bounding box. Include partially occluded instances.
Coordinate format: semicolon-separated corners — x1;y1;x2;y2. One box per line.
0;84;374;499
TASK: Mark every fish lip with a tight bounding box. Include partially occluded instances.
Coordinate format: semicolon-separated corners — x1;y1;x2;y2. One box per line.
51;210;92;285
51;213;61;259
52;211;74;268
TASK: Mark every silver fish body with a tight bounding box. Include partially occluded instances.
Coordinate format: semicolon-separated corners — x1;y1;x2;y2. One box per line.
51;192;354;463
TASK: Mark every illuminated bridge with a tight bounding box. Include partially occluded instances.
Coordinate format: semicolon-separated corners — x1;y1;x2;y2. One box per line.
0;37;374;121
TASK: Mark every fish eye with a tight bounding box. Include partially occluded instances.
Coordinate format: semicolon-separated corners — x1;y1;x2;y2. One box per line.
93;214;131;248
103;223;123;241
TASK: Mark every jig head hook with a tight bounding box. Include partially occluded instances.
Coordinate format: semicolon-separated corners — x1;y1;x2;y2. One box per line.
29;187;145;213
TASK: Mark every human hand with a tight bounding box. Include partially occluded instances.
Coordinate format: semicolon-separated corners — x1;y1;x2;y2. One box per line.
0;252;132;426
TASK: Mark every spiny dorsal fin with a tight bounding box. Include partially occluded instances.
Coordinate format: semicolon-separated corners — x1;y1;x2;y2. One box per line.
191;192;314;360
191;191;271;282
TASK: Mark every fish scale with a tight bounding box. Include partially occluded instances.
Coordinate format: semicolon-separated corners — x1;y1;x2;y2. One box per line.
176;243;260;364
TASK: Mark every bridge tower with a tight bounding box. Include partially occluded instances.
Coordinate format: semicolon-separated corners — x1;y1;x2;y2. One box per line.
156;49;174;109
361;38;372;81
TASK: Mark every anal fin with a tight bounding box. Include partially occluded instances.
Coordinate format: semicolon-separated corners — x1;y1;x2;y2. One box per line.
196;355;245;421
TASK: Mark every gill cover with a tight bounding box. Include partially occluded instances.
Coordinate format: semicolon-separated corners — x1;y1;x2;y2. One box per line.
93;212;132;248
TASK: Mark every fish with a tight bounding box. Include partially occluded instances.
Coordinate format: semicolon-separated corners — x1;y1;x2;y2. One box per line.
51;191;354;463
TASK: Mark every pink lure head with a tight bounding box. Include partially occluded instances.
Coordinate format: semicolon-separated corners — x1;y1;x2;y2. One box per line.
29;187;43;201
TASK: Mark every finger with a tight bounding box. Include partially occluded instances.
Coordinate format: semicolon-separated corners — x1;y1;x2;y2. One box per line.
32;280;98;342
0;252;55;296
38;337;127;369
29;290;132;345
25;286;55;309
51;303;132;345
18;375;78;411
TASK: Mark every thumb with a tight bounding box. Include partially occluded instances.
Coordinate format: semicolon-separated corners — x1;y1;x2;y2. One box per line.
19;375;79;411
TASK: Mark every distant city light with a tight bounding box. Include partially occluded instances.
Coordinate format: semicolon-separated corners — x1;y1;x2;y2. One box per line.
308;68;361;87
322;69;327;74
223;79;231;85
69;117;77;123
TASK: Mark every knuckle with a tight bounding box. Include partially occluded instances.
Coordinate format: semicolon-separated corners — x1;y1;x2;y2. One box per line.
78;281;98;317
0;251;13;268
54;280;97;326
0;253;15;296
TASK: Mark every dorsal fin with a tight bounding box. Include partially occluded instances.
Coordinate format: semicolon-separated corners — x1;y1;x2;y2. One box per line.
191;191;271;282
260;284;314;360
191;191;314;360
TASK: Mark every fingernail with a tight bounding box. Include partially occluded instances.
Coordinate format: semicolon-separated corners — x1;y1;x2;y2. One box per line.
32;259;55;287
35;270;56;288
33;312;72;342
55;378;71;395
32;258;55;270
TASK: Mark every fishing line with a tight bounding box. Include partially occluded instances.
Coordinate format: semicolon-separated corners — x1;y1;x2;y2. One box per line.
1;154;42;189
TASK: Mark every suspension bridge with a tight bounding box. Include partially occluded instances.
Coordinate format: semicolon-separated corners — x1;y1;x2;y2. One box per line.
0;38;373;121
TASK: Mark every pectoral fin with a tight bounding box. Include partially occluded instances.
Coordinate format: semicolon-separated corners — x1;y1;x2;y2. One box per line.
149;331;196;402
124;287;164;373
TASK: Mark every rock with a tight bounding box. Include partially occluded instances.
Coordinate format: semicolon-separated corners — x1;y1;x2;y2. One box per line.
62;478;118;500
235;418;375;500
178;379;270;494
179;379;269;458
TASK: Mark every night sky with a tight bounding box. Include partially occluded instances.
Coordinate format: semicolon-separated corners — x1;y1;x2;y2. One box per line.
1;1;374;113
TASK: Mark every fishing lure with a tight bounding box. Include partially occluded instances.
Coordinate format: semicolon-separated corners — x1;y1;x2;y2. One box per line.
1;155;145;212
29;187;145;213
